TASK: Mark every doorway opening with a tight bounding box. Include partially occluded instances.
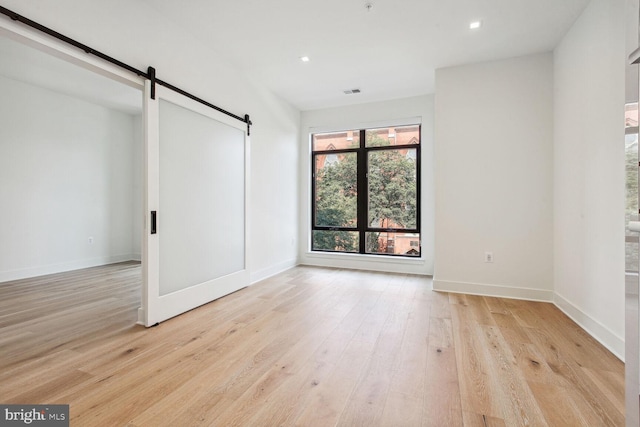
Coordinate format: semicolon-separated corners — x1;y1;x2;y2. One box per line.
0;33;144;366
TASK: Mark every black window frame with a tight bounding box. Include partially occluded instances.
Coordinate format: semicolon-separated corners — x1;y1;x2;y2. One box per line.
311;125;421;257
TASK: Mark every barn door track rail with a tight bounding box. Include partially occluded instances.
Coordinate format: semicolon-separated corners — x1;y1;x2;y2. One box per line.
0;5;252;135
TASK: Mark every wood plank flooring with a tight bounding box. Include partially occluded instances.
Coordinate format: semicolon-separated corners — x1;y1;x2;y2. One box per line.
0;264;624;426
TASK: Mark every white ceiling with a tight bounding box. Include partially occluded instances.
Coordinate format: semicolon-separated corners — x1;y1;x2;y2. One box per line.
0;1;591;113
143;0;590;111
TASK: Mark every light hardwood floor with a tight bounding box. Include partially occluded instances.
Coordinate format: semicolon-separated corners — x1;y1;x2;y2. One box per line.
0;263;624;426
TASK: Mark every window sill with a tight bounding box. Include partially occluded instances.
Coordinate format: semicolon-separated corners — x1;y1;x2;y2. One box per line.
300;250;429;275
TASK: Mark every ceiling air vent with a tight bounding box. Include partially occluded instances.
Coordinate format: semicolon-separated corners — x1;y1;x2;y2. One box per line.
343;89;361;95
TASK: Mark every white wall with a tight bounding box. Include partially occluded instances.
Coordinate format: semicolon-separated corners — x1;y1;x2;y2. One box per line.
299;95;434;275
0;0;301;284
249;87;300;282
0;75;137;281
434;53;555;301
553;0;626;358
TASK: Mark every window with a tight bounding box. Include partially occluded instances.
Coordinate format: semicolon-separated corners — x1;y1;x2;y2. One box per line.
311;125;421;257
626;102;639;273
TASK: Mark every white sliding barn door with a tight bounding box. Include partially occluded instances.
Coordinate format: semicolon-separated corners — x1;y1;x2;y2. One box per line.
141;80;249;326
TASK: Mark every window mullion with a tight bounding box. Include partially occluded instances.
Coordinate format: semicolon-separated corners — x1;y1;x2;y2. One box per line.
357;129;367;254
311;153;316;230
416;125;422;233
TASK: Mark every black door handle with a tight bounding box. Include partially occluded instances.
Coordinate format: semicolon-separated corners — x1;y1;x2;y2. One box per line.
150;211;157;234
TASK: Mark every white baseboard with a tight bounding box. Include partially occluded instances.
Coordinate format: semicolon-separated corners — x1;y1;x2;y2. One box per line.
553;292;624;361
137;307;145;326
433;279;554;302
433;278;624;362
250;258;298;284
0;254;138;283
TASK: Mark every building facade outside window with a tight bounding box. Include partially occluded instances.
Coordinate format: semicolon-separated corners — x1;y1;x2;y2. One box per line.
311;124;421;257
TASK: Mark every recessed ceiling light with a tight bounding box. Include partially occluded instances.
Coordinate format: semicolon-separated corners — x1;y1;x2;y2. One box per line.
469;20;482;30
300;56;310;62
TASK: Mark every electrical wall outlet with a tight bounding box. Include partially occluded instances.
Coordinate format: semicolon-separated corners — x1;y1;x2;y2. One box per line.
485;251;493;263
88;236;94;244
